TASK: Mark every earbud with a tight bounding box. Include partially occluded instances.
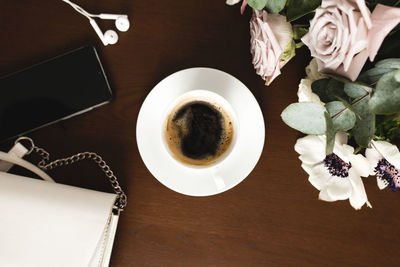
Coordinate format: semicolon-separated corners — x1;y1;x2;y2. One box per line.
98;14;130;32
104;30;119;45
62;0;130;46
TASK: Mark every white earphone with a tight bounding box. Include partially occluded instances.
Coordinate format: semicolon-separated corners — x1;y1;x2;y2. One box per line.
62;0;130;46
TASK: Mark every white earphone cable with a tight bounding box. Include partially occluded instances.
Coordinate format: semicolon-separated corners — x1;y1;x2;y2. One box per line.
62;0;97;19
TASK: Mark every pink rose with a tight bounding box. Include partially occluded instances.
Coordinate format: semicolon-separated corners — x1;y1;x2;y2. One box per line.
250;10;293;85
302;0;400;81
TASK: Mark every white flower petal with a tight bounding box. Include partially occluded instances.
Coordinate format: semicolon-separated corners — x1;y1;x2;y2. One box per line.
226;0;241;5
335;131;348;145
306;58;327;81
348;170;369;210
349;153;374;177
295;135;326;165
371;140;400;169
333;143;352;163
297;79;324;105
301;163;314;175
326;176;352;201
308;163;332;190
365;146;382;169
377;177;388;190
319;189;336;202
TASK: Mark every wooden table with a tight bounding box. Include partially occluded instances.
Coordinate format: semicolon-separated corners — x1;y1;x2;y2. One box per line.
1;1;399;266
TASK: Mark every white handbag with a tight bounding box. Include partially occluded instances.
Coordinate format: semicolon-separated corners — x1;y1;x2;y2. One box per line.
0;137;127;267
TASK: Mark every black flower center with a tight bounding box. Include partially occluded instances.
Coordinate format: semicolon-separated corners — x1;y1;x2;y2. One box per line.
324;153;352;178
375;158;400;192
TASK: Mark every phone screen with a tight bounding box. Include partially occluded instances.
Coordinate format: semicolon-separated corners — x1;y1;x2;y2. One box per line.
0;46;112;142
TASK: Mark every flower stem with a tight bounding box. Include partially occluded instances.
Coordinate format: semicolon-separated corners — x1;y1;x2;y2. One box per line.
331;92;371;119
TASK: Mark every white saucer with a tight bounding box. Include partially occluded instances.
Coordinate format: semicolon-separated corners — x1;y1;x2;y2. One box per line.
136;68;265;196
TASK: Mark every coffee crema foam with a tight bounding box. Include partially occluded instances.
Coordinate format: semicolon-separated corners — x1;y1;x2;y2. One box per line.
164;99;234;166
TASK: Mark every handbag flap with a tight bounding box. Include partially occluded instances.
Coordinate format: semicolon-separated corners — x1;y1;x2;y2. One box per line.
0;171;118;267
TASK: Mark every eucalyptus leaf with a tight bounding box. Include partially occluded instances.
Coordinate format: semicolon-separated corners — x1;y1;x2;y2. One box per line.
325;101;356;131
344;83;372;99
335;96;360;119
375;58;400;69
311;79;346;103
352;96;375;147
281;102;327;134
358;67;395;84
246;0;268;10
324;73;352;84
369;70;400;114
286;0;321;22
265;0;287;13
325;112;335;155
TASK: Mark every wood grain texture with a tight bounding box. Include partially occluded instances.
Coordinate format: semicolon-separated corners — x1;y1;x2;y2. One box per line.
1;1;399;266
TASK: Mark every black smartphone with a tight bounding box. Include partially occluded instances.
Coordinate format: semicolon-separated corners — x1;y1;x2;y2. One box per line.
0;46;113;142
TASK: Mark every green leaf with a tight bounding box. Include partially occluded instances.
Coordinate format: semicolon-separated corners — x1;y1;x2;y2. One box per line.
369;70;400;114
335;96;360;119
287;0;321;22
324;73;352;84
311;79;346;103
281;40;296;65
375;114;400;142
295;41;304;48
325;101;356;131
325;112;335;155
375;58;400;69
264;0;287;13
246;0;268;10
352;96;375;147
293;27;308;40
281;102;327;134
344;83;372;99
358;67;395;85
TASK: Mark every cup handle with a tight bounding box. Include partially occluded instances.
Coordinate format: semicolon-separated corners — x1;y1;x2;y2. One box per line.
211;167;226;190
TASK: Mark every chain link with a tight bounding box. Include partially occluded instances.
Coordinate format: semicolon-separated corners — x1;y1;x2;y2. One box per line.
16;137;127;212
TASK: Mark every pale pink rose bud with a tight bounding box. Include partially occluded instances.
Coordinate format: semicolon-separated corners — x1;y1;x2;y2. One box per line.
250;10;293;85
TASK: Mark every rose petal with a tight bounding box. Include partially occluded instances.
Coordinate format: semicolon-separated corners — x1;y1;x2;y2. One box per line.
308;163;332;190
267;14;293;51
342;15;368;71
371;140;400;169
295;135;326;165
353;0;372;28
368;4;400;61
332;49;369;81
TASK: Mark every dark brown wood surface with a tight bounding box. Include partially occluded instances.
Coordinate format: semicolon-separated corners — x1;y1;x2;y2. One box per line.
1;1;399;266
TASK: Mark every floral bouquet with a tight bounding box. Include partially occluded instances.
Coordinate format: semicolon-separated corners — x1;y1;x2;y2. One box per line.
227;0;400;209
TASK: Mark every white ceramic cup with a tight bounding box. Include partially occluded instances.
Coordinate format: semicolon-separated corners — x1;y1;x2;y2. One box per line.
161;90;239;179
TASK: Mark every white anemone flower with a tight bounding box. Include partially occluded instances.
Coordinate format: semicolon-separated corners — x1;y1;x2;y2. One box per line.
297;78;324;105
295;132;372;209
365;140;400;191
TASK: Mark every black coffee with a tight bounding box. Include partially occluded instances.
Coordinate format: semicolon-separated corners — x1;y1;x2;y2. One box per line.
165;100;233;166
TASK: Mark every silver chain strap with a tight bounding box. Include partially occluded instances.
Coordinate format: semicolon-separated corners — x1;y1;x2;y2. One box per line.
15;137;127;212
